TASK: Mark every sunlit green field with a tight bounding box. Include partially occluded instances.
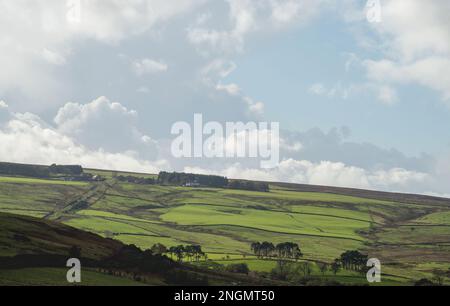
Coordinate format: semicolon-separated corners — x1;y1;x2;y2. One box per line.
1;173;449;285
0;176;88;186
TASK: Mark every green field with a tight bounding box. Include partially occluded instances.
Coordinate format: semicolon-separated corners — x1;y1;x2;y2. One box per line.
1;171;449;286
0;176;88;186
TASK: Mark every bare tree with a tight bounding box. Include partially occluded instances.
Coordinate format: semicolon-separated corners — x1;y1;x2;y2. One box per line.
298;262;312;278
318;262;328;277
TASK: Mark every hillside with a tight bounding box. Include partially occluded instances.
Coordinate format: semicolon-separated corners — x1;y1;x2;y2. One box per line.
0;163;449;286
0;212;123;259
0;212;285;286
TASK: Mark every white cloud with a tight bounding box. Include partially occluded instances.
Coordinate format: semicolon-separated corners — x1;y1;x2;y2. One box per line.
54;96;155;154
132;58;168;76
42;48;67;66
185;158;430;192
216;83;241;96
202;59;264;115
373;0;450;60
376;85;398;105
308;83;327;96
0;110;168;173
67;0;205;43
201;59;237;81
364;57;450;102
0;98;445;195
357;0;450;104
308;81;397;104
187;0;257;53
245;97;265;115
0;0;200;101
216;83;265;115
187;0;329;54
0;100;10;124
270;0;328;26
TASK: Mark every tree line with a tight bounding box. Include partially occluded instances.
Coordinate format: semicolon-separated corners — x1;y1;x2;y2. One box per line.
0;162;52;178
158;171;229;188
157;171;269;192
166;244;207;262
0;162;85;178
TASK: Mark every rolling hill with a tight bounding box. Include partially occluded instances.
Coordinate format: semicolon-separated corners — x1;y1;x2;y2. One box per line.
0;162;449;285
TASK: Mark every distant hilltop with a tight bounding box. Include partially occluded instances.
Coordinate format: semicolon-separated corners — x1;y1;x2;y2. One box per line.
0;162;103;182
0;161;269;192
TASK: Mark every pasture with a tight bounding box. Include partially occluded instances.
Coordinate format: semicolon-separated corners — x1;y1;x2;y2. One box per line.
1;173;449;285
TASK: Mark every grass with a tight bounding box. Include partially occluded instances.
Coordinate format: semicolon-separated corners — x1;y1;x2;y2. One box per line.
64;215;156;236
76;209;161;224
160;204;370;241
414;211;450;224
0;177;88;216
1;168;449;286
0;176;88;186
0;212;122;259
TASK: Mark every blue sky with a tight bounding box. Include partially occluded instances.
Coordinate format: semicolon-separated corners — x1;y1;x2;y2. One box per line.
0;0;449;196
227;13;450;156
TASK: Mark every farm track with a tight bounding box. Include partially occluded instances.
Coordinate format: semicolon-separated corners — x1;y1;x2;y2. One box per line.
44;182;114;220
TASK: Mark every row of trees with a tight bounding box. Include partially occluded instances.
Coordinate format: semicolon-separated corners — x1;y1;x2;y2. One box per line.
338;250;369;272
158;171;229;188
0;162;51;178
167;244;207;262
0;162;87;179
251;242;303;260
65;243;210;285
157;171;270;192
49;164;83;176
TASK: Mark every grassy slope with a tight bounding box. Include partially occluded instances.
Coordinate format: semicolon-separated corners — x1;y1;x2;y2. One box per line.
0;211;285;286
0;212;123;259
1;173;449;285
0;268;148;286
0;211;152;286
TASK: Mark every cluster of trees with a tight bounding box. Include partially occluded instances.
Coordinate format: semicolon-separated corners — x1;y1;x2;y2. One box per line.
251;242;303;260
116;175;156;185
228;180;270;192
157;172;270;192
0;162;91;179
158;171;228;188
167;245;207;262
49;164;83;176
70;243;210;285
337;250;369;272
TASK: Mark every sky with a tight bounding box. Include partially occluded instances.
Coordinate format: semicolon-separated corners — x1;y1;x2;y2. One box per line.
0;0;450;196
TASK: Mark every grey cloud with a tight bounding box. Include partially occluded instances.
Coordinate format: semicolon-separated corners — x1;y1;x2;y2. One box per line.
280;127;434;173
